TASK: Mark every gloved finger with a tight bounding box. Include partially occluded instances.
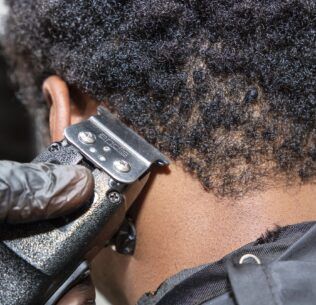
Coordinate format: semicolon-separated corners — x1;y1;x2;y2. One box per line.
56;277;96;305
0;161;94;224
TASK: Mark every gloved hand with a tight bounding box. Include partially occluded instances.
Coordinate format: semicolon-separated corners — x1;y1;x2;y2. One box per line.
56;277;96;305
0;161;94;223
0;160;96;304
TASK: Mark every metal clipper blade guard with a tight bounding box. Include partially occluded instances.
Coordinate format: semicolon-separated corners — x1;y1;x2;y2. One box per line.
0;107;169;305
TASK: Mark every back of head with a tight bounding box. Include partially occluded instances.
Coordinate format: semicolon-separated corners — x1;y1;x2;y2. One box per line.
3;0;316;197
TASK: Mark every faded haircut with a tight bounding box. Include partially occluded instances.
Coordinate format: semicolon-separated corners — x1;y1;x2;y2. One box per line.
3;0;316;196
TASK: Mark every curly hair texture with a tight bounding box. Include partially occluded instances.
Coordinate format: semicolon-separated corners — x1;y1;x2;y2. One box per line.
3;0;316;196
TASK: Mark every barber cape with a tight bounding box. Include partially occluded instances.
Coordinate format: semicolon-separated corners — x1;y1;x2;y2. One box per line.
137;222;316;305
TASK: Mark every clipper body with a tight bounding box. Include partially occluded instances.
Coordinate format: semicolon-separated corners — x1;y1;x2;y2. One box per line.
0;107;168;305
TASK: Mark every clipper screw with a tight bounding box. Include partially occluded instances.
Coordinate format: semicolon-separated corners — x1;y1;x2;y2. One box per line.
114;160;131;173
48;142;61;152
78;131;96;144
107;191;122;204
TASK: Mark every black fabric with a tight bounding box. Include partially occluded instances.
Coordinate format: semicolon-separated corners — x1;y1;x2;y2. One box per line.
226;263;275;305
201;293;235;305
137;222;316;305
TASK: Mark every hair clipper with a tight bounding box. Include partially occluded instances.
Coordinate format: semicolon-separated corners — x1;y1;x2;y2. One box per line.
0;107;169;305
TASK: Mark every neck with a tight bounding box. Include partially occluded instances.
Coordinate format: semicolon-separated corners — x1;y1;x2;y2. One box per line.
92;164;316;305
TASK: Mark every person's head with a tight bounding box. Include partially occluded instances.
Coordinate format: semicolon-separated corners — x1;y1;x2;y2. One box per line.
2;0;316;304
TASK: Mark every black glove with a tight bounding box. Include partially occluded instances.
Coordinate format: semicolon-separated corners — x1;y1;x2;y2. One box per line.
0;160;96;304
56;277;96;305
0;161;94;224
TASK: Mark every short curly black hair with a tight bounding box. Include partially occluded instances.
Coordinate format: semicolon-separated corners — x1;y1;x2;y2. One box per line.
3;0;316;196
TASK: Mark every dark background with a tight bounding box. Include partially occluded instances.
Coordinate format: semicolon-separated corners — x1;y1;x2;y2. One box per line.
0;50;34;161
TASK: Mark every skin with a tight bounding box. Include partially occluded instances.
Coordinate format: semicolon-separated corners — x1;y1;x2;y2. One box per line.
45;76;316;305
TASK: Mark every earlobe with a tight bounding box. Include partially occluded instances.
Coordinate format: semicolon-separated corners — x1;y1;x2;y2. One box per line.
42;76;71;142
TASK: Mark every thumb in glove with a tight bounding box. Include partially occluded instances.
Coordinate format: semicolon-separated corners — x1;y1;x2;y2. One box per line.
0;161;94;224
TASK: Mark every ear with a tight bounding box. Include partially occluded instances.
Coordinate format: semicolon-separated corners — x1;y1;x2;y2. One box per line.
42;76;71;142
42;76;99;142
